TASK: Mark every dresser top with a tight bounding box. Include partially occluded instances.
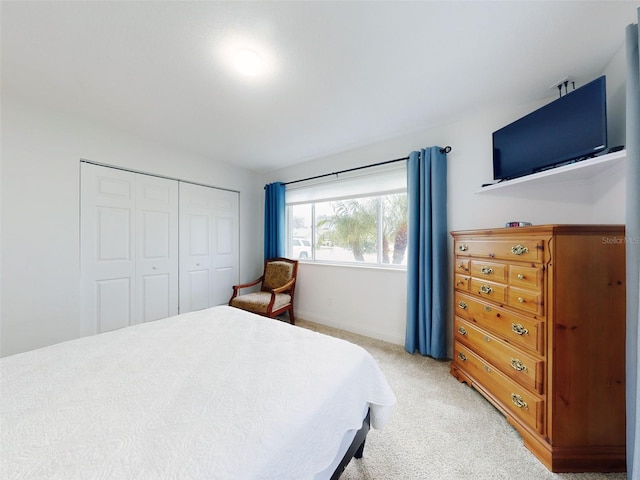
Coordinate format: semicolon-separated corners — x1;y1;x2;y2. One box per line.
450;224;625;237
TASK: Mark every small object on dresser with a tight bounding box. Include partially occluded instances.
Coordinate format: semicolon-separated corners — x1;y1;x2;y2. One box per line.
505;221;533;227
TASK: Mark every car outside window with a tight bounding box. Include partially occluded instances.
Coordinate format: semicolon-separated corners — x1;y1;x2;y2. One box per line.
292;238;311;259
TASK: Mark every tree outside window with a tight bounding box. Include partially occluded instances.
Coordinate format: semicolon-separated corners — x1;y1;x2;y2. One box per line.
286;192;407;267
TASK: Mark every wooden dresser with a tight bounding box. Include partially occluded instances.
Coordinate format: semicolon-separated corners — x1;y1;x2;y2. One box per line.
450;225;626;472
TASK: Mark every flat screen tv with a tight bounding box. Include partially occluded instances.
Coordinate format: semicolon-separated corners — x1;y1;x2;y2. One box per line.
492;76;607;181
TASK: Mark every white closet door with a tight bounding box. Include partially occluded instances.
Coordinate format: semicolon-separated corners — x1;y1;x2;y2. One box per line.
179;182;213;312
179;183;239;313
81;163;136;335
81;164;180;334
211;188;240;306
82;164;238;329
136;174;179;322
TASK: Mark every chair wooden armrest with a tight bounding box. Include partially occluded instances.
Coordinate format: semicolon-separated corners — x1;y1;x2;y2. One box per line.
229;276;264;302
271;277;296;294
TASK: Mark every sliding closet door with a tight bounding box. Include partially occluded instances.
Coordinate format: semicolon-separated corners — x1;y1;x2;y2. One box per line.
210;188;240;306
81;163;179;335
179;183;239;313
82;164;239;331
135;174;179;323
81;163;137;335
179;182;213;312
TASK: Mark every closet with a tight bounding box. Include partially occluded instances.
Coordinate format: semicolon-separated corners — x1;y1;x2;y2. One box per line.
80;162;239;335
179;181;239;312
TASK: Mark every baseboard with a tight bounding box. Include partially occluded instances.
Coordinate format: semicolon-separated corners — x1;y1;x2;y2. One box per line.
296;309;405;346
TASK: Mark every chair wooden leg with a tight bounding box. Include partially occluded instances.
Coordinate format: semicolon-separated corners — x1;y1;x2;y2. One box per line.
288;306;295;325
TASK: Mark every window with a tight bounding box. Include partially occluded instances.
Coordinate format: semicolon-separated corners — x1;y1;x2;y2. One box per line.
285;165;407;267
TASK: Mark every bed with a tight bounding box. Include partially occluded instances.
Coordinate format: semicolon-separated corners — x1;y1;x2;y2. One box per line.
0;306;396;479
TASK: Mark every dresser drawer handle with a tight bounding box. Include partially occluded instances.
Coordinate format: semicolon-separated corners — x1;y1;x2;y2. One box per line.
479;284;493;294
483;365;491;373
458;301;468;310
517;297;525;303
457;326;467;336
457;352;467;362
510;358;528;372
517;273;525;280
484;306;492;312
511;323;529;335
458;244;469;252
511;393;528;409
511;244;529;256
458;262;469;272
480;266;493;275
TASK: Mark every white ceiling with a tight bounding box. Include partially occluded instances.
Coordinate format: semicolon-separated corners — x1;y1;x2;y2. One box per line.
2;1;638;173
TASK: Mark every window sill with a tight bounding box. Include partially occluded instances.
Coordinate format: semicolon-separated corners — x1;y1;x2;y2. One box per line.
296;259;407;273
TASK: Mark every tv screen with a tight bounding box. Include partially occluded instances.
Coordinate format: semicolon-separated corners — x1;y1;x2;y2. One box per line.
492;76;607;181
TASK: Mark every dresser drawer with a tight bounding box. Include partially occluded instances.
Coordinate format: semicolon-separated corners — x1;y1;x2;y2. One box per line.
470;260;508;282
454;292;544;354
508;286;544;315
470;278;507;303
454;342;544;434
455;239;545;262
509;264;542;290
455;317;544;394
455;274;470;291
455;258;470;274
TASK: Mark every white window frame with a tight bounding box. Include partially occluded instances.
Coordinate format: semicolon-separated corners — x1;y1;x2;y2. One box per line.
285;164;407;269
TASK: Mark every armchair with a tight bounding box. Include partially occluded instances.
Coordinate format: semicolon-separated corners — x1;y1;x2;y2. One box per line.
229;258;298;324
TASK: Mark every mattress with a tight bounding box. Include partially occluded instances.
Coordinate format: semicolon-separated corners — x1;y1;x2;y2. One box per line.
0;306;396;479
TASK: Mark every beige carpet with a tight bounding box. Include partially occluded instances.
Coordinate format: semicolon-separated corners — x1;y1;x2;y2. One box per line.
296;319;627;480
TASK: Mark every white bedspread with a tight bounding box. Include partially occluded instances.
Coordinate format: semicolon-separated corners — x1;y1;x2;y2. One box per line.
1;306;395;479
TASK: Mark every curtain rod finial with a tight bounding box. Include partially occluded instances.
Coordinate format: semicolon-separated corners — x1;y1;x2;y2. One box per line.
440;146;452;154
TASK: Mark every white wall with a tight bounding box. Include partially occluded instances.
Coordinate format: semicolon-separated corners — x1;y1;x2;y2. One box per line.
2;44;627;357
295;264;407;344
264;46;627;353
0;95;264;357
592;41;627;222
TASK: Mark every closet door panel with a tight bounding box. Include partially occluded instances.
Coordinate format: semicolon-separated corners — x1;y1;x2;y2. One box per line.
97;207;131;262
136;174;179;322
189;215;210;255
179;184;239;312
187;270;211;311
211;189;239;306
213;267;234;307
81;164;136;335
96;278;132;332
141;274;171;322
179;183;214;312
216;217;233;254
141;211;170;257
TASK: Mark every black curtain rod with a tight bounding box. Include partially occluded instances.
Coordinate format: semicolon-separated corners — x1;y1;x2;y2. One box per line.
282;146;451;186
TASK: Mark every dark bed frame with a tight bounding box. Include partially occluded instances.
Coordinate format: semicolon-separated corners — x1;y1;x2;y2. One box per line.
330;409;371;480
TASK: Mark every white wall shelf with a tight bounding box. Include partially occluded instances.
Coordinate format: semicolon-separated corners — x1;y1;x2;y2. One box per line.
475;149;626;194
